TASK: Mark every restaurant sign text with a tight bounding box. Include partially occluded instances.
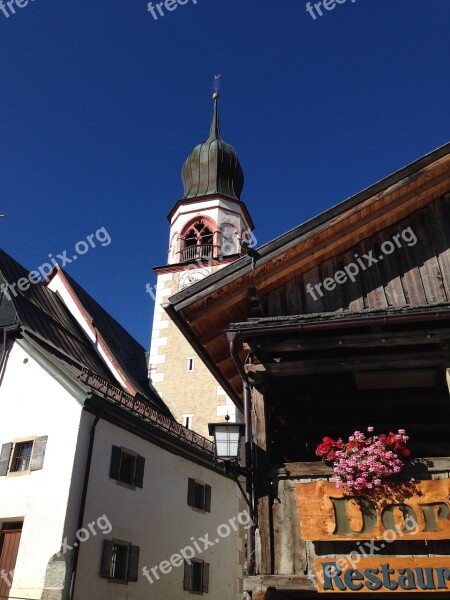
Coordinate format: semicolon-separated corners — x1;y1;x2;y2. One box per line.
316;557;450;593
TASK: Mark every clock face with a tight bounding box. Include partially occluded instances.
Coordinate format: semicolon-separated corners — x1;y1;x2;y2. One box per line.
221;224;237;256
179;268;210;290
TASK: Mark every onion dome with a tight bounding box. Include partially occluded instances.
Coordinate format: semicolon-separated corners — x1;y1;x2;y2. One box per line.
181;93;244;201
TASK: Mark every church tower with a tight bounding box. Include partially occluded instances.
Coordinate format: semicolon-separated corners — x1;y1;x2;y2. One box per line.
148;93;255;438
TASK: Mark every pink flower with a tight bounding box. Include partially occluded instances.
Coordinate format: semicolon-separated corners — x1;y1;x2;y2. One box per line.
316;427;409;491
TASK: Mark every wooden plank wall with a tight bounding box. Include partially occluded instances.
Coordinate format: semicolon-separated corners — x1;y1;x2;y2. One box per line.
267;460;450;579
262;195;450;316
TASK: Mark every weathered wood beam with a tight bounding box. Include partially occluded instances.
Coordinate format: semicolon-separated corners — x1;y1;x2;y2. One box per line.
251;329;450;354
244;575;315;592
252;388;272;576
246;351;450;376
283;422;450;436
272;457;450;479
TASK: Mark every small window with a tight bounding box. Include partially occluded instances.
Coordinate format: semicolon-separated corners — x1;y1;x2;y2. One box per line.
187;478;211;512
100;540;140;583
184;559;209;594
11;442;33;472
182;414;194;429
110;446;145;489
186;357;196;372
0;436;48;477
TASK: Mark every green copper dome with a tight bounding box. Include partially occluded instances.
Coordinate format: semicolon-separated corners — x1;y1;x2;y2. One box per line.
181;94;244;201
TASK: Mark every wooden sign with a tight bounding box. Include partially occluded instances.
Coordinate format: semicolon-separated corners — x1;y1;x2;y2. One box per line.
316;557;450;593
296;479;450;541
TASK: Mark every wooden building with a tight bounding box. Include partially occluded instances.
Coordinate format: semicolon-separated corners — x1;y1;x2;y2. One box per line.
166;142;450;598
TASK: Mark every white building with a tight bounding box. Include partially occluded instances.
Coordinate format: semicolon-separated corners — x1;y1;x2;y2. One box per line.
0;251;244;600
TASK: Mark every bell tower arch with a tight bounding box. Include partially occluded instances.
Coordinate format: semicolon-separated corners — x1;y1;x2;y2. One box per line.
148;93;255;437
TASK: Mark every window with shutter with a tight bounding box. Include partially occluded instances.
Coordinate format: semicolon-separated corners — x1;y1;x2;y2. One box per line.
202;562;210;593
100;539;138;583
192;561;203;592
0;443;13;477
0;438;48;476
109;446;145;489
109;446;122;480
127;545;140;581
12;441;33;472
134;456;145;489
183;560;193;591
184;559;210;594
204;485;211;513
30;436;48;471
100;540;113;578
187;478;211;512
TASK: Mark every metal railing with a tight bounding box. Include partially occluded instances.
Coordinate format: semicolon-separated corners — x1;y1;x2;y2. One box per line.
78;368;215;456
181;244;214;262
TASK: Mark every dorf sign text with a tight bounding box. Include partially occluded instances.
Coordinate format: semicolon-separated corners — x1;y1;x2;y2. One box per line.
296;479;450;541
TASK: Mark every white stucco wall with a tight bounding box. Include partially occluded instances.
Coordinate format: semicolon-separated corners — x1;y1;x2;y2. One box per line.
74;419;243;600
0;341;84;599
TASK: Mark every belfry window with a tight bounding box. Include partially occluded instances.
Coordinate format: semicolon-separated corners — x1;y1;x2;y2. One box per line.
181;222;214;262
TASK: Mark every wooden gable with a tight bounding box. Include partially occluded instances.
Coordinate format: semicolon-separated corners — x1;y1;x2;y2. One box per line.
167;144;450;404
263;195;450;316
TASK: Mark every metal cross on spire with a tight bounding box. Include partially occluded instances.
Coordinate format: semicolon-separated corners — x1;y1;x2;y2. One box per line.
212;74;222;97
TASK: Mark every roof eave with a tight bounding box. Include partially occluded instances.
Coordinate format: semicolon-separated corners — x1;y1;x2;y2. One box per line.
163;302;242;407
168;141;450;311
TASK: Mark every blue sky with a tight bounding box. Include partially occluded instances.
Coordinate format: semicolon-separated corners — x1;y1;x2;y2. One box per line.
1;0;449;346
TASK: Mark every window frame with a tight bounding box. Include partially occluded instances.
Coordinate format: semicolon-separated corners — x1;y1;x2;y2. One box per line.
100;539;140;584
0;436;48;477
187;478;211;513
184;559;209;594
10;440;34;473
186;357;196;373
109;446;145;489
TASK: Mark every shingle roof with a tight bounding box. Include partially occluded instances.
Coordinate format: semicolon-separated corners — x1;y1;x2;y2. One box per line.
0;249;170;415
58;269;160;402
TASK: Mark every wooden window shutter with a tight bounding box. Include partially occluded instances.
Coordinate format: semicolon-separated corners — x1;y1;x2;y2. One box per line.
183;560;192;591
187;478;196;507
127;545;140;581
202;562;210;593
204;485;211;512
100;540;113;578
109;446;121;480
0;443;13;477
30;436;48;471
134;455;145;488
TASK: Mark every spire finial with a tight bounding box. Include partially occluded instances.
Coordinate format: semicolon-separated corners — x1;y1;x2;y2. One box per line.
209;76;221;140
212;74;221;95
